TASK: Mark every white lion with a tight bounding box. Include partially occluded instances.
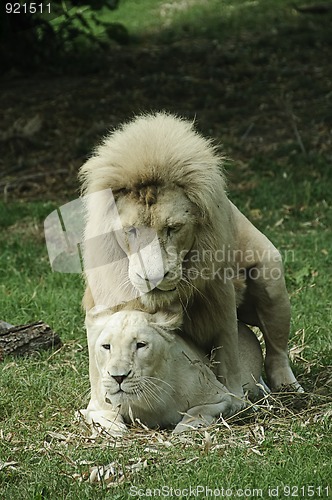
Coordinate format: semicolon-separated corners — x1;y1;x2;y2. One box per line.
79;308;266;436
79;112;301;420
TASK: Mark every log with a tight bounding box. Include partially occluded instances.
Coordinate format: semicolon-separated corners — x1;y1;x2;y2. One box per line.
0;321;62;361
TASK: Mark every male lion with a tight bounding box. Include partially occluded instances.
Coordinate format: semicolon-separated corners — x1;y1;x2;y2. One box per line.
79;112;301;418
80;308;266;436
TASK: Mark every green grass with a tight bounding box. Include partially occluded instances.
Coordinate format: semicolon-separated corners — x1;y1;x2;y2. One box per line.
1;175;331;499
1;0;332;498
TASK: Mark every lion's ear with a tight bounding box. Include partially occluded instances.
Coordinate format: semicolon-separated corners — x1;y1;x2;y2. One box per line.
150;304;183;331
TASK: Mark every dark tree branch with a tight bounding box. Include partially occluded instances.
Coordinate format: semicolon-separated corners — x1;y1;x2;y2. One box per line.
0;321;62;361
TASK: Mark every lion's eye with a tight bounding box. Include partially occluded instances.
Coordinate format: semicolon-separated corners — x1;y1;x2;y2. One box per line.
167;225;181;237
102;344;111;350
126;227;138;237
136;342;147;349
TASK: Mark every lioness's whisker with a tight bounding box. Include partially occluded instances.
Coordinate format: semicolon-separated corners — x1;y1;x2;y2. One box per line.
140;379;170;408
140;380;165;403
143;376;174;392
139;385;156;412
141;377;179;408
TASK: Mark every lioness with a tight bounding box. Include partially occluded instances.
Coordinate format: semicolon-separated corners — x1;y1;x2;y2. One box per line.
79;112;301;419
80;308;266;436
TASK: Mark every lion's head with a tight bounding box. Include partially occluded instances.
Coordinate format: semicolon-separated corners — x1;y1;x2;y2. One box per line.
79;112;234;311
113;183;202;307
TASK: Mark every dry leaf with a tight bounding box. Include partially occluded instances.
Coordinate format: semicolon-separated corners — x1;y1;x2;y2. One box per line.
202;431;212;454
0;461;18;471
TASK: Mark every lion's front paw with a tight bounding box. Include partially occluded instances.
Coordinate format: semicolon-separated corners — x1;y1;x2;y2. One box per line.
76;409;127;438
265;357;304;393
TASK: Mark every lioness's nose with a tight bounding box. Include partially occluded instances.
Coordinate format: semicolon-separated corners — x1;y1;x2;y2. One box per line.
112;371;131;385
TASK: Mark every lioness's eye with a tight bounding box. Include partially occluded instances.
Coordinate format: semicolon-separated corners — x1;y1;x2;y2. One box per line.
102;344;110;350
136;342;147;349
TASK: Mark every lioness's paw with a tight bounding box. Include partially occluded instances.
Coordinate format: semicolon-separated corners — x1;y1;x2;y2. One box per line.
172;394;248;433
76;409;127;438
173;413;216;434
224;395;247;418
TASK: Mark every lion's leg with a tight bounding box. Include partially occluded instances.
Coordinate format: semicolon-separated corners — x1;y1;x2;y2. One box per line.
231;202;302;391
188;280;245;414
82;285;104;403
247;259;302;391
86;320;103;407
213;305;244;398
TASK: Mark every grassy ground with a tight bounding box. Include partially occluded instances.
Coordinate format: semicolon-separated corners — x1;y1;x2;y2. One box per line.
1;0;332;498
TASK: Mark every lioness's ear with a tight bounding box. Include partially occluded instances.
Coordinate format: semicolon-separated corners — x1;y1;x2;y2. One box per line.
85;305;112;329
150;305;183;331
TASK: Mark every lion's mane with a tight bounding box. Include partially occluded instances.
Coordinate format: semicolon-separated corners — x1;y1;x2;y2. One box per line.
79;112;236;343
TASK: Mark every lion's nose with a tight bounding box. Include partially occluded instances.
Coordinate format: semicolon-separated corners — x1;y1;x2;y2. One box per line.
111;371;131;385
136;272;168;282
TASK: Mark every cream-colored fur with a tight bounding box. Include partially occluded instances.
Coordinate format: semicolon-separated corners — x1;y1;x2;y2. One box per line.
79;112;302;418
80;309;265;436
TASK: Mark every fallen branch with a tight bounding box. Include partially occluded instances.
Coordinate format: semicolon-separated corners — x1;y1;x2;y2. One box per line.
0;321;62;361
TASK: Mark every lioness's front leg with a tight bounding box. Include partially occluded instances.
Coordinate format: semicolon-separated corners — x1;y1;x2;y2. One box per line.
78;407;127;437
173;399;233;433
231;202;302;391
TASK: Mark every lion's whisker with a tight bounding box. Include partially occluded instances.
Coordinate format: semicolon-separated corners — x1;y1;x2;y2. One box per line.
117;277;133;294
177;281;191;307
177;284;190;315
181;275;210;304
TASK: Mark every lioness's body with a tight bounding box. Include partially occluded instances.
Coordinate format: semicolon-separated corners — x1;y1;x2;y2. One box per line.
81;310;264;435
80;113;301;419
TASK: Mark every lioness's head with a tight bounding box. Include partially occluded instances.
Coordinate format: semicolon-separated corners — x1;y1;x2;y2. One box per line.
114;183;200;307
90;309;181;410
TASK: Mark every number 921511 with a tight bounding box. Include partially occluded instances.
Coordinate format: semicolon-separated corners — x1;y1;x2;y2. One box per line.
5;3;51;14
